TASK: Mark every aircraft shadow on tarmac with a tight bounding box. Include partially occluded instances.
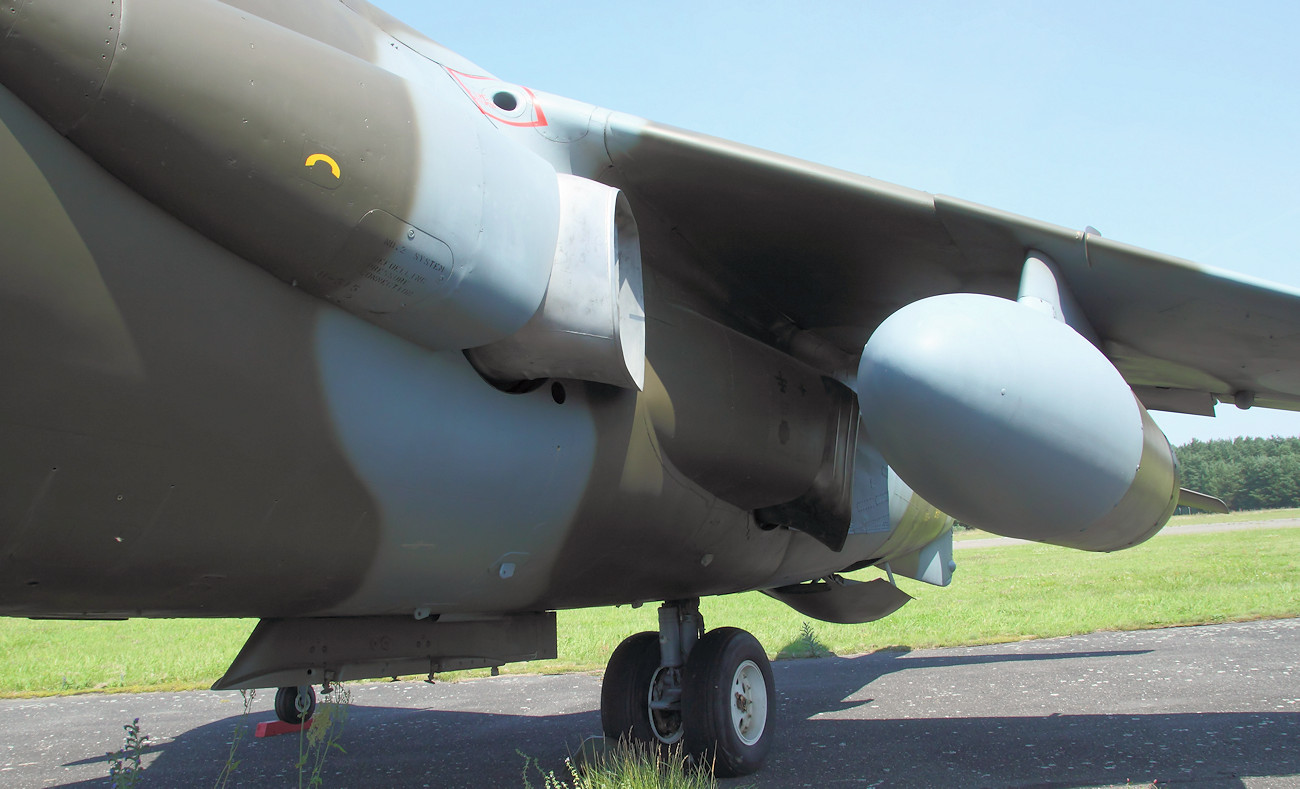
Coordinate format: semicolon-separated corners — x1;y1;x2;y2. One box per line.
50;647;1298;788
748;647;1300;787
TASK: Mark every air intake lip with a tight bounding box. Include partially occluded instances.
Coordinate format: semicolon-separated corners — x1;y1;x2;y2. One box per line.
466;174;646;390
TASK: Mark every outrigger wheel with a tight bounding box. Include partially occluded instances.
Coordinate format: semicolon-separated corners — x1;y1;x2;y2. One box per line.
600;603;775;777
274;684;317;724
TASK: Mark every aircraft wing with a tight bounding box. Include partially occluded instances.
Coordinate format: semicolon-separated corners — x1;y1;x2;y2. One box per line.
601;120;1300;415
2;2;1288;776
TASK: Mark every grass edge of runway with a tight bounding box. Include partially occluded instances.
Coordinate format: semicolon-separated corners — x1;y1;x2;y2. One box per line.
1;522;1296;698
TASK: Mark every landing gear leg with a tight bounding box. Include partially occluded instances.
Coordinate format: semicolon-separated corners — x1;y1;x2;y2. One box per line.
600;600;700;747
273;684;316;724
598;601;774;777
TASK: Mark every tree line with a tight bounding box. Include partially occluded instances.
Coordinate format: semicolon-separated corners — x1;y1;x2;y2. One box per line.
1176;436;1300;511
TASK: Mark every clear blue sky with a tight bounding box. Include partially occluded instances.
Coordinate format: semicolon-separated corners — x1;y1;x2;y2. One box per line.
374;1;1300;446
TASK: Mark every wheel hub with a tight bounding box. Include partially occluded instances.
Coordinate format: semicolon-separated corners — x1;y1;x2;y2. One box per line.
647;665;684;744
730;659;767;746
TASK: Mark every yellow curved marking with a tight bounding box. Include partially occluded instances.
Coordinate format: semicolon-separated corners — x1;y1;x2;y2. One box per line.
304;153;341;179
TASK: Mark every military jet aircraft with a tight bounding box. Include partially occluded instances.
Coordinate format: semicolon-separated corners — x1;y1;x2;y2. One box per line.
1;0;1295;777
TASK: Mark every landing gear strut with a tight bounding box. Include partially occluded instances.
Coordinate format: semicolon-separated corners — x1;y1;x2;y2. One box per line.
600;600;775;777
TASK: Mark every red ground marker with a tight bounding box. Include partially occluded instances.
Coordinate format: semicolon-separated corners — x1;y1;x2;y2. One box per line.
254;718;313;738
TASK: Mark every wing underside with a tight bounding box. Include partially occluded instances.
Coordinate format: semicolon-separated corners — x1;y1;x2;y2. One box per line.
600;120;1300;414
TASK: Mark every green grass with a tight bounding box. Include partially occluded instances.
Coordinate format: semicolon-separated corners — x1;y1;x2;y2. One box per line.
1162;505;1300;526
522;743;714;789
0;618;255;696
1;525;1297;697
954;505;1300;540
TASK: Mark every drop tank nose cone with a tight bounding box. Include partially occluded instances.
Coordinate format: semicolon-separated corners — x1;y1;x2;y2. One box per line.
856;293;1148;543
0;0;121;133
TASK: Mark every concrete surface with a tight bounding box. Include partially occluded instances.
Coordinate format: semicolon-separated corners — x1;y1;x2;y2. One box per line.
1;619;1296;787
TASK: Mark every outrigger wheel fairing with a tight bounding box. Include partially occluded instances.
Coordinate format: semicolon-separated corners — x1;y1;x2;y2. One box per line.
600;602;775;777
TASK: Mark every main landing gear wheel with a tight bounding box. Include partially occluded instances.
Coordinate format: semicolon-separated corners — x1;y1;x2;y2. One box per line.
600;631;683;747
600;616;775;777
682;627;774;777
274;684;316;724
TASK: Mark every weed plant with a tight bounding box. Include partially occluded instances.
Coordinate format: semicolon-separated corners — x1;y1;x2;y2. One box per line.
521;742;715;789
106;718;148;789
213;689;256;789
296;684;351;788
775;621;832;659
103;685;352;787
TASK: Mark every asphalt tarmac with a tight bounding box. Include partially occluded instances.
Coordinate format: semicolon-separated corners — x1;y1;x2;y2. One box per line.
1;619;1296;788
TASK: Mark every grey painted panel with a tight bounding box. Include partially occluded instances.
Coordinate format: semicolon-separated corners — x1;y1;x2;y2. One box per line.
858;294;1143;537
313;313;598;616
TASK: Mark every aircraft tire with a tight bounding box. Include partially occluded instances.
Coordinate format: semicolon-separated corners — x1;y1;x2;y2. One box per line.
682;627;774;777
600;631;671;745
274;684;317;724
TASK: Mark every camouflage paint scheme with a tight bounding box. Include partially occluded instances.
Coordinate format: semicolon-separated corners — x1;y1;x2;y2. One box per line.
0;0;1294;714
0;0;951;622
